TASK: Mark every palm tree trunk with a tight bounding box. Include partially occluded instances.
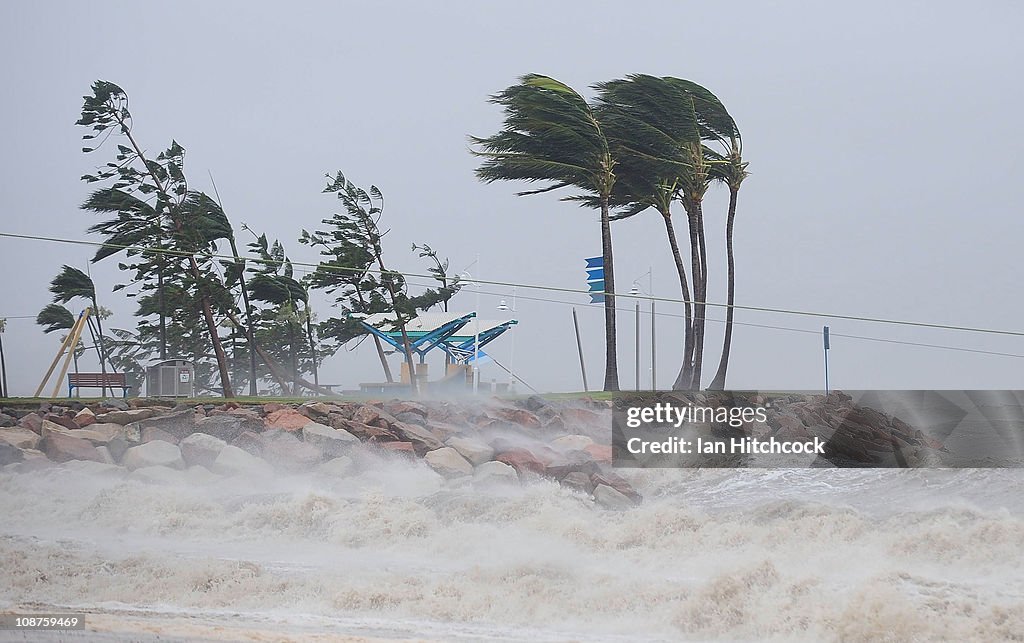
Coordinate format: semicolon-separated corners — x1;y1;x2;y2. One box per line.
691;204;708;389
662;210;694;390
677;203;703;390
710;186;739;390
288;318;298;396
600;196;619;391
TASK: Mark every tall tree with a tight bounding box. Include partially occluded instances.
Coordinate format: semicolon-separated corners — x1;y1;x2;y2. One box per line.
77;80;235;396
304;172;455;391
708;137;748;390
595;74;701;388
472;74;621;391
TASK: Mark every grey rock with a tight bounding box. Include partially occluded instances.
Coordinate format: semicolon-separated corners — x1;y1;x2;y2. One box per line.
211;445;273;476
0;427;41;450
391;421;444;454
0;442;24;465
98;408;154;425
302;421;359;457
445;436;494;466
102;398;130;411
133;409;195;440
472;460;519;486
195;414;261;442
316;455;355;477
121;441;185;471
593;484;635;510
179;432;227;469
424;447;473;478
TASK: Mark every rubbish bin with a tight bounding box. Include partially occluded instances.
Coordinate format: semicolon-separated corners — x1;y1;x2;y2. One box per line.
145;359;195;397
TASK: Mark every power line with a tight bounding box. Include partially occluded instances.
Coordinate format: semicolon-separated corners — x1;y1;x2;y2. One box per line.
400;279;1024;361
2;229;1024;339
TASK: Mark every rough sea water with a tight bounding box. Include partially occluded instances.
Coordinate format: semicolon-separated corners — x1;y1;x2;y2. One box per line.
1;452;1023;642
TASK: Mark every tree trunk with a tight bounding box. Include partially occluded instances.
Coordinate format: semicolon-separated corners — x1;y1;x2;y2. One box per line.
600;196;619;391
196;283;235;397
677;203;703;390
710;186;739;391
662;210;694;390
288;317;298;396
691;203;708;390
304;306;320;390
157;260;167;360
90;296;110;397
228;237;259;396
355;289;393;382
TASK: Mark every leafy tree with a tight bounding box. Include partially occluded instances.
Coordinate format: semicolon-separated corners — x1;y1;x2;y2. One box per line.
303;171;455;390
77;80;236;396
472;74;621;391
411;244;460;313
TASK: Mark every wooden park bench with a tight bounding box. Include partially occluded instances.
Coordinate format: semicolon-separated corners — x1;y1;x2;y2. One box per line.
67;372;132;398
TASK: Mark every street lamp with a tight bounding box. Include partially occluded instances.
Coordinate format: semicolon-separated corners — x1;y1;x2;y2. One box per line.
497;286;517;392
630;268;656;390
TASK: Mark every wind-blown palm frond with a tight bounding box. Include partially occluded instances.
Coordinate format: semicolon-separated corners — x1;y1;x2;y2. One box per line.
49;266;96;303
36;304;75;334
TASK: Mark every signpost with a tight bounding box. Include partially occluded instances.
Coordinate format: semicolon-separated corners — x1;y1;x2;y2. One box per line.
585;256;604;304
823;325;831;394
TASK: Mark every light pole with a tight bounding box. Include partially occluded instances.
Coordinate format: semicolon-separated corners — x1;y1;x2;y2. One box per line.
497;287;517;392
460;256;481;395
629;283;641;390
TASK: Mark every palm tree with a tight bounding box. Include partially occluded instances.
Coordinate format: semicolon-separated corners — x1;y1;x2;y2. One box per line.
595;75;701;388
472;74;621;391
46;266;112;395
708;140;749;390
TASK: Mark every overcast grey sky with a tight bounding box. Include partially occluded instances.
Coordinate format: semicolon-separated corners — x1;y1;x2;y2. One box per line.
1;1;1023;395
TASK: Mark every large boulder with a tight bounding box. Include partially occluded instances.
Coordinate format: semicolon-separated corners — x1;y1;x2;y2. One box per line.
231;430;264;457
559;471;594;494
67;428;118;445
84;423;123;443
141;426;180;445
18;413;43;434
39;432;105;463
0;442;24;466
391;421;443;454
593;484;635;510
73;407;97;428
495;448;548;476
383;400;428;418
0;427;41;450
0;412;17;428
127;410;195;442
211;445;273;476
551;434;594;451
316;455;355;477
195;414;260;442
330;417;397;442
121;441;186;471
473;460;519;486
352;404;399;428
265;408;310;432
40;419;73;439
424;447;473;478
97;408;154;425
445;436;494;466
260;430;322;470
180;433;227;469
302;422;359;457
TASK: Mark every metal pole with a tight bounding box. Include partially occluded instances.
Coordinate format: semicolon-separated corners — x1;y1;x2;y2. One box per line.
473;254;480;395
0;319;7;398
650;268;656;390
635;301;640;390
823;325;830;394
508;287;516;391
572;307;589;392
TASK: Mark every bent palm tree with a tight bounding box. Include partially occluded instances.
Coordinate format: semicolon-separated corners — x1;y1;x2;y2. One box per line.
472;74;620;391
595;74;702;389
47;266;112;395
